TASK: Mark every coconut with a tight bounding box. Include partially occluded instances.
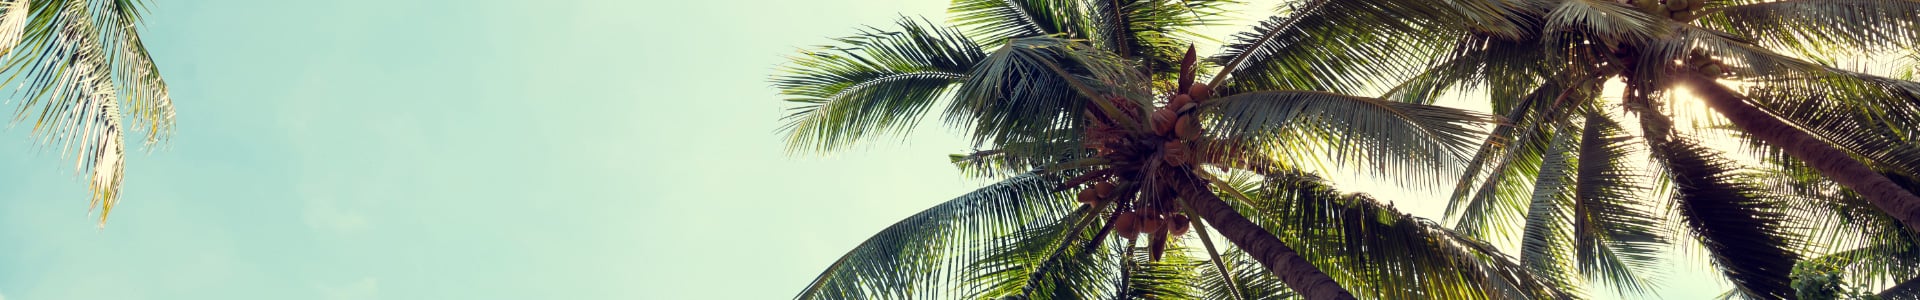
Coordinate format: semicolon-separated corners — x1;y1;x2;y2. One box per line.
1175;115;1201;140
1114;212;1141;240
1170;94;1193;110
1138;213;1164;233
1153;107;1178;135
1188;82;1212;101
1666;0;1689;12
1167;213;1192;236
1093;181;1115;197
1634;0;1661;13
1702;64;1725;77
1077;188;1102;206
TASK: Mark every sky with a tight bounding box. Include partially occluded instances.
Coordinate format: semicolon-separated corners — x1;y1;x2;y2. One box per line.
0;0;1740;299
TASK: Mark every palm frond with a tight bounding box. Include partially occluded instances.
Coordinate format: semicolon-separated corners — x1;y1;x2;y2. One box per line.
1448;81;1582;242
966;206;1118;299
1518;118;1582;291
1208;0;1488;95
795;173;1076;300
1649;137;1801;299
1568;111;1665;296
947;36;1145;148
1234;171;1579;300
2;0;158;224
949;0;1085;44
1086;0;1231;74
1701;0;1920;56
1201;91;1487;185
1119;243;1204;299
775;18;988;153
1194;247;1299;300
1541;0;1667;46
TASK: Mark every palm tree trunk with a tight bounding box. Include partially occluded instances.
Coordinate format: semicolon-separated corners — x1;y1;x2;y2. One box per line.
1681;72;1920;234
1178;174;1356;300
1880;275;1920;300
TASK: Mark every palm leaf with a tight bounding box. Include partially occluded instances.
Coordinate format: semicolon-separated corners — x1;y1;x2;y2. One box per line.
774;18;988;153
794;173;1076;300
1230;171;1578;300
1201;90;1487;185
1701;0;1920;55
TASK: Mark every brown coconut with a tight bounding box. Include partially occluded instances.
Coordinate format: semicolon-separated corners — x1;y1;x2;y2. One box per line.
1665;0;1689;11
1170;94;1193;109
1138;213;1164;234
1167;213;1192;236
1187;82;1212;102
1114;212;1141;240
1153;107;1178;135
1077;188;1102;206
1175;115;1201;140
1093;181;1115;197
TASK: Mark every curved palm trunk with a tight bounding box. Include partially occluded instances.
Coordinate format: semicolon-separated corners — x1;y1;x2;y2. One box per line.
1681;72;1920;234
1178;174;1356;300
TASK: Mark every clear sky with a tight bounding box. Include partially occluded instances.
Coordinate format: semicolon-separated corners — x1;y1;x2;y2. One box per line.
0;0;1733;299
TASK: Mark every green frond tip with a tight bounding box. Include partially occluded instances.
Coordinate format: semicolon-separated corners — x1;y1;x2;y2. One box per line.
772;17;987;154
0;0;174;224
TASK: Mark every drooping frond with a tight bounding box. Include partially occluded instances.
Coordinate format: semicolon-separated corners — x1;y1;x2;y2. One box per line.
1085;0;1231;75
1701;0;1920;56
1568;111;1665;296
1648;137;1801;299
1118;243;1204;299
948;0;1084;44
965;206;1118;299
775;18;988;153
1202;90;1487;185
1448;80;1584;241
1541;0;1667;46
795;173;1076;300
1194;247;1299;300
948;36;1145;148
1517;118;1581;291
1232;171;1579;300
1208;0;1513;95
1;0;168;224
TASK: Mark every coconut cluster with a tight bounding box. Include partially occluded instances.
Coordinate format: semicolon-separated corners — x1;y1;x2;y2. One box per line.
1684;49;1730;78
1071;46;1218;262
1113;210;1193;261
1626;0;1707;21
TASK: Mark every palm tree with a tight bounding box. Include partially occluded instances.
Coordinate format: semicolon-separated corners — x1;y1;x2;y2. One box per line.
1223;0;1920;298
771;1;1562;298
0;0;176;225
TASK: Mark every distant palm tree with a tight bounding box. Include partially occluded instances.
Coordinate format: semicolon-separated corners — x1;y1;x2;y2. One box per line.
771;1;1568;298
0;0;175;225
1231;0;1920;298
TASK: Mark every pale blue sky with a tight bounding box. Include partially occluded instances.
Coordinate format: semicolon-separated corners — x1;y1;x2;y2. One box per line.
0;1;1734;299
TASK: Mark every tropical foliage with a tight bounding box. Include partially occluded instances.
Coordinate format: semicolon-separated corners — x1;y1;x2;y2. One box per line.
774;0;1920;299
1219;0;1920;298
0;0;176;225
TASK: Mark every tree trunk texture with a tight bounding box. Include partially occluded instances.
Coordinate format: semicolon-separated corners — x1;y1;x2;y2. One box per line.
1681;72;1920;234
1178;174;1356;300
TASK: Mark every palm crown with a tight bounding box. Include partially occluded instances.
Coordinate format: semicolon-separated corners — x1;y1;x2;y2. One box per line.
770;1;1591;299
773;0;1920;299
1247;0;1920;298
